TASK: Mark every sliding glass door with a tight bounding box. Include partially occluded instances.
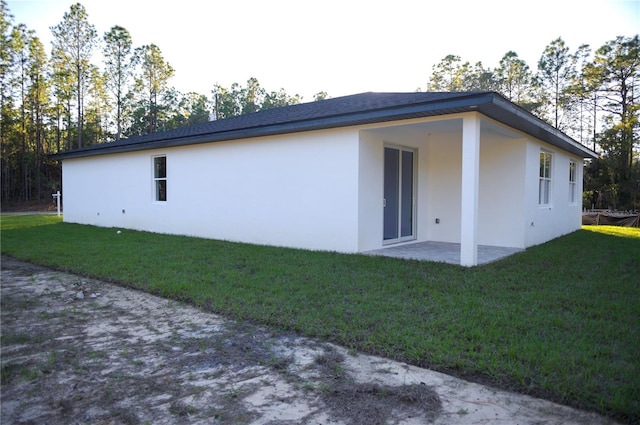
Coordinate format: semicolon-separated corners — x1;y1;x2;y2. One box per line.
383;145;416;243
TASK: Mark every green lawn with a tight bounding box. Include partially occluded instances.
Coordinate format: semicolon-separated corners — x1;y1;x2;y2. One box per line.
2;215;639;423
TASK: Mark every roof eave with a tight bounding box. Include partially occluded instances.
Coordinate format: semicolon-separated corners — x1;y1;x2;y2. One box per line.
51;92;496;160
51;92;597;160
479;94;597;159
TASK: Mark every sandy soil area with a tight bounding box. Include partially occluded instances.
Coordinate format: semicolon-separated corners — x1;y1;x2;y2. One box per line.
1;256;619;424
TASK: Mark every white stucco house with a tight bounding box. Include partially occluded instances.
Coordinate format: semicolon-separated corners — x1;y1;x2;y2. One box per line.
53;92;596;266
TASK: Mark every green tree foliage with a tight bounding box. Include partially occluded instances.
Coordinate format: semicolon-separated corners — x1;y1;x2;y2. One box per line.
9;23;55;201
103;26;133;140
1;1;59;203
425;38;639;210
84;65;110;145
1;1;636;210
12;23;29;200
463;62;496;91
538;37;576;130
263;88;302;110
1;2;20;201
211;83;238;120
427;56;497;92
495;51;540;113
50;2;97;149
211;77;301;120
25;32;50;200
0;0;15;121
583;35;639;210
427;54;465;91
313;91;329;101
241;77;264;114
50;53;74;151
163;90;210;129
132;44;174;135
568;44;599;148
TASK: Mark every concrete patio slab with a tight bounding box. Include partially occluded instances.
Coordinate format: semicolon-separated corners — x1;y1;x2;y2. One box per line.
363;241;524;265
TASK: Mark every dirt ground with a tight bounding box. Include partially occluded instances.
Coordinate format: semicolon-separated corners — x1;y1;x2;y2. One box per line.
1;256;619;425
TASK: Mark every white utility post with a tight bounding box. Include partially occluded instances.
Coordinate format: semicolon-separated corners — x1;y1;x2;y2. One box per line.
460;114;480;266
52;190;61;217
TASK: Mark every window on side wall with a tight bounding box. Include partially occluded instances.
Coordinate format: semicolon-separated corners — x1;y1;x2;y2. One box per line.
569;160;577;204
539;151;552;206
153;156;167;202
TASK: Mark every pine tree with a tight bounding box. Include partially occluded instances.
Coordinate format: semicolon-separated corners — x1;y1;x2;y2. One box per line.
50;3;97;149
103;26;132;140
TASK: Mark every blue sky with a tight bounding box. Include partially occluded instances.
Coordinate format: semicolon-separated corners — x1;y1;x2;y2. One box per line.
6;0;640;101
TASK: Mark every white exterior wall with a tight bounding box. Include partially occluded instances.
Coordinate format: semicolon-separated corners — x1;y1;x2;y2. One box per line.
524;139;584;247
425;131;462;243
357;123;431;252
357;131;384;251
357;116;547;251
477;136;527;248
63;129;361;253
358;116;562;251
63;154;150;229
63;113;586;256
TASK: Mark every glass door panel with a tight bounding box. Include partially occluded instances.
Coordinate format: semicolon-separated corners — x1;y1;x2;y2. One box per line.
383;147;400;240
384;146;416;243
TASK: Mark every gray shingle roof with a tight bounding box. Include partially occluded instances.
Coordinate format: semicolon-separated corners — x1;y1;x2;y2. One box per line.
52;91;596;160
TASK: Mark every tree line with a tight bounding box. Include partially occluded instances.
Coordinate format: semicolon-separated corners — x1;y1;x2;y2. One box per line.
424;37;639;210
1;1;638;210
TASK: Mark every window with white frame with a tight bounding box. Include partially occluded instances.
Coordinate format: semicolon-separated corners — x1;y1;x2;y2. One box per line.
539;151;552;205
569;160;577;204
153;156;167;202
